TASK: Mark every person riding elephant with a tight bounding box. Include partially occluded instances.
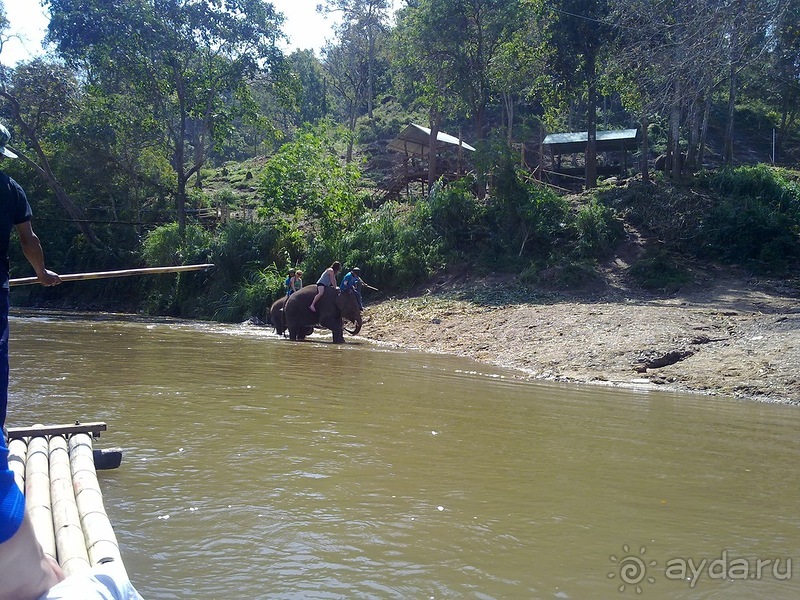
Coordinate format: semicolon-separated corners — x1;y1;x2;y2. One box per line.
283;284;362;343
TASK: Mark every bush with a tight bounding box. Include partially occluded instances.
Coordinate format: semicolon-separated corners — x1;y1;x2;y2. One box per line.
574;199;625;260
700;199;798;265
426;178;487;254
142;223;212;267
138;223;214;315
485;163;572;264
704;165;800;218
314;201;443;291
214;266;285;323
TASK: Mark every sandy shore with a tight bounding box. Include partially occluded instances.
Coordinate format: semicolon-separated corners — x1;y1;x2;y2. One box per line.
361;270;800;404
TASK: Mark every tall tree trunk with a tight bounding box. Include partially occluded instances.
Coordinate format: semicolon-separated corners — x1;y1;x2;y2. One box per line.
173;123;187;237
172;66;188;237
367;27;375;119
686;93;701;172
176;176;188;237
585;48;598;189
669;76;682;179
502;91;514;147
724;67;737;166
640;112;649;184
724;29;738;166
427;108;441;192
346;112;357;163
698;92;711;167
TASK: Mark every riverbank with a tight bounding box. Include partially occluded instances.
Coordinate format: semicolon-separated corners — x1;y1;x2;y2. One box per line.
362;267;800;404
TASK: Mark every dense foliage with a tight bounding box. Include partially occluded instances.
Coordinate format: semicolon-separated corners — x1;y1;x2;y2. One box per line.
0;0;798;320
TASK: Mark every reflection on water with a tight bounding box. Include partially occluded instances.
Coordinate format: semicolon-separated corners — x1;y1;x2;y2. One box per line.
7;314;800;599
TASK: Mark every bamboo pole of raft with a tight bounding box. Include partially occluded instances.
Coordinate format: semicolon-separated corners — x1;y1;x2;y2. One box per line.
25;435;56;560
8;263;215;287
69;433;123;568
50;435;91;576
7;437;27;491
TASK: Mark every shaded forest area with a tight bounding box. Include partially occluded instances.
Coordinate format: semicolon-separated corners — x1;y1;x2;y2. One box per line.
1;0;799;322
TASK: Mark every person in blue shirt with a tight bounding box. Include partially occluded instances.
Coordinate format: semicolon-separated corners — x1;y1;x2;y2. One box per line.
339;267;376;310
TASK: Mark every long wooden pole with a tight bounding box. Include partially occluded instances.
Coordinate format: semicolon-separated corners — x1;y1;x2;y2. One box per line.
9;264;214;287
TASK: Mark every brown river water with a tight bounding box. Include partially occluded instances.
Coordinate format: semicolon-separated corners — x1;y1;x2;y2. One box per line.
6;313;800;599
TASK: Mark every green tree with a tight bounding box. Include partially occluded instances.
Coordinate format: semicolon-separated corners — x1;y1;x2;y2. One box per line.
320;0;391;120
0;59;101;246
46;0;286;235
287;49;330;126
0;2;7;42
391;0;468;189
489;0;549;146
542;0;616;189
259;121;365;240
762;0;800;162
322;27;370;163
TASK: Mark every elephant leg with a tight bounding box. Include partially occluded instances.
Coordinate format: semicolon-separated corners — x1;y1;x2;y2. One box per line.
332;328;345;344
288;327;298;341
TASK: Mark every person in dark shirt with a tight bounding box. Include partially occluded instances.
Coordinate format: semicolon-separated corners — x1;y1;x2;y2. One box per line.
0;122;61;430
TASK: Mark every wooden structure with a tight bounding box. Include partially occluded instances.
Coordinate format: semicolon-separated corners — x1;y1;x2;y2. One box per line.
383;123;476;199
5;422;127;577
541;128;640;187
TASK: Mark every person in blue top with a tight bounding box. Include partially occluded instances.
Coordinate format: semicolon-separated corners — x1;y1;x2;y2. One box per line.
285;269;303;296
0;122;61;432
339;267;376;310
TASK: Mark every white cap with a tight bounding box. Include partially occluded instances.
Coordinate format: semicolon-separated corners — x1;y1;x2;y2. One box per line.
0;123;18;158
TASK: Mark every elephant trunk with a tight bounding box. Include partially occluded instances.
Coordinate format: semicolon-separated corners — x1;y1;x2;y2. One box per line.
345;315;362;336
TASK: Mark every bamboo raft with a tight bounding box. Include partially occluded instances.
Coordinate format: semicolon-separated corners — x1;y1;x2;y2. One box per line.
5;422;127;577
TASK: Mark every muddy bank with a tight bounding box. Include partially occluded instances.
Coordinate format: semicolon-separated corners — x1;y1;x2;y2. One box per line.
362;272;800;404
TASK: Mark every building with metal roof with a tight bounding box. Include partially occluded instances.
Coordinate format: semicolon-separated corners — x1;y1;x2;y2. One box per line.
388;123;476;158
542;129;640;154
540;128;640;188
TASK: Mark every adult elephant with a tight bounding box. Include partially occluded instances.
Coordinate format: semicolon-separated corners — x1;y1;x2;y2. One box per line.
269;296;288;336
269;295;313;338
284;284;362;343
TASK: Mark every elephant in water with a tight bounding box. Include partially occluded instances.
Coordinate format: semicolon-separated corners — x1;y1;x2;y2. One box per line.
283;284;362;343
269;295;313;338
269;296;288;336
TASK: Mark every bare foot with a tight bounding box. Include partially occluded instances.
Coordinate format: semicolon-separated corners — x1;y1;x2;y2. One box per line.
309;305;316;312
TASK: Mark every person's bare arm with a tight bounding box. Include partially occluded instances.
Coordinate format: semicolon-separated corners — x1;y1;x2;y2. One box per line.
0;513;64;600
14;222;60;287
